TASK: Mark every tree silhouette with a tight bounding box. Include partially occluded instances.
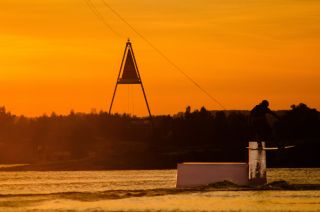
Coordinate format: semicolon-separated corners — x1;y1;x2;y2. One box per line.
0;103;319;169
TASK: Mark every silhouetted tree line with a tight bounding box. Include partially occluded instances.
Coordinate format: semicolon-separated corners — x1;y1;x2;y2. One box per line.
0;103;319;169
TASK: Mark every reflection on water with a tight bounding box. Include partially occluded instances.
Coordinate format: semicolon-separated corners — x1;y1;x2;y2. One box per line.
0;164;28;169
0;170;177;194
268;168;320;184
0;168;319;211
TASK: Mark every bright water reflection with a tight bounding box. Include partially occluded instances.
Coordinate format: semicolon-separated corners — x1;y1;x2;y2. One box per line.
0;168;319;211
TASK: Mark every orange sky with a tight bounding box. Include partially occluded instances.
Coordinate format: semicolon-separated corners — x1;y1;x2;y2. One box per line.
0;0;319;116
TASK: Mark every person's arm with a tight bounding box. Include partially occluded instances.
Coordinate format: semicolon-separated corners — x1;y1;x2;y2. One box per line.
267;109;280;120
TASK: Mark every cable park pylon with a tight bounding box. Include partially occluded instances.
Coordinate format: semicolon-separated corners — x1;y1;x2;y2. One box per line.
109;39;152;118
84;0;225;110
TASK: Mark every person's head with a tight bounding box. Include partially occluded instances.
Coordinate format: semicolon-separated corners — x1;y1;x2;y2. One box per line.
261;100;269;107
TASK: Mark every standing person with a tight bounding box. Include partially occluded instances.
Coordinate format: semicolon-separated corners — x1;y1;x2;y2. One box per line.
250;100;279;148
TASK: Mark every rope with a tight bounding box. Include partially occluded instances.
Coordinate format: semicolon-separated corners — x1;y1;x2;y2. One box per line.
84;0;122;37
127;84;130;113
100;0;226;109
132;85;134;115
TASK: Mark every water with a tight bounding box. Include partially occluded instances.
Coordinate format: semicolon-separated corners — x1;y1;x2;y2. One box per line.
0;168;319;211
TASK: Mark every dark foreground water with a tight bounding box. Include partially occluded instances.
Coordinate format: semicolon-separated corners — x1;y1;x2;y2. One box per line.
0;168;319;211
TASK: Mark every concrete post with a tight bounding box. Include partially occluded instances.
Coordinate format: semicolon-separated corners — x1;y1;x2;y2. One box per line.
248;141;267;185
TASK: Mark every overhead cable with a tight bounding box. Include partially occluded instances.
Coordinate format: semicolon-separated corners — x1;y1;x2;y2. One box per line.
84;0;122;37
100;0;225;109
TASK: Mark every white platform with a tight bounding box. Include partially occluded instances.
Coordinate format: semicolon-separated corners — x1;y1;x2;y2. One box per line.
248;141;267;185
176;162;249;188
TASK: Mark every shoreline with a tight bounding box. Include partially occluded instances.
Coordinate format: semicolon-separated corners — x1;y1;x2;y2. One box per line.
0;162;319;172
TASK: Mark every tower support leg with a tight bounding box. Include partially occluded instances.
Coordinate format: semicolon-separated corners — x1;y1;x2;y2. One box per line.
109;83;119;114
140;83;152;119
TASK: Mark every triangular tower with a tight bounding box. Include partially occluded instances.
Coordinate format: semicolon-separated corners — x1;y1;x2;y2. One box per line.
119;48;140;84
109;40;152;118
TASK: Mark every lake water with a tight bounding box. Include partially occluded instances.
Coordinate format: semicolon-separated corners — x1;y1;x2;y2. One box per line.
0;168;319;211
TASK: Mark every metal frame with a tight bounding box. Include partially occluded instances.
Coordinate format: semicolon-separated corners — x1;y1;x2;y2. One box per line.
109;40;152;118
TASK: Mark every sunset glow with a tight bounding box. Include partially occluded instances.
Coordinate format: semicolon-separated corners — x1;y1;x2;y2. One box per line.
1;0;319;116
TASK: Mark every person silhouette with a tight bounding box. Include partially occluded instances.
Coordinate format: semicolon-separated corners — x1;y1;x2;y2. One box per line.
250;100;279;149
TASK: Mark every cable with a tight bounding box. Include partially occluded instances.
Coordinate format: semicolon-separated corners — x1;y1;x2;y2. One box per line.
100;0;226;109
83;0;122;37
132;85;134;115
128;84;130;113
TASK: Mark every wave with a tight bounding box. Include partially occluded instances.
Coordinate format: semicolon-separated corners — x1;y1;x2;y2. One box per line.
0;181;320;201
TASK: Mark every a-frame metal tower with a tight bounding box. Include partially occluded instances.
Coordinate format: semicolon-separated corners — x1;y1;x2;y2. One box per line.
109;40;152;118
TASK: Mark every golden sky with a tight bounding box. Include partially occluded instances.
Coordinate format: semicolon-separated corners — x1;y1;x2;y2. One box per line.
0;0;319;116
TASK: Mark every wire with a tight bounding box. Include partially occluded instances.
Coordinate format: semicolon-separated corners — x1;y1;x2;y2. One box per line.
132;85;134;115
83;0;122;37
100;0;226;109
128;84;130;113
